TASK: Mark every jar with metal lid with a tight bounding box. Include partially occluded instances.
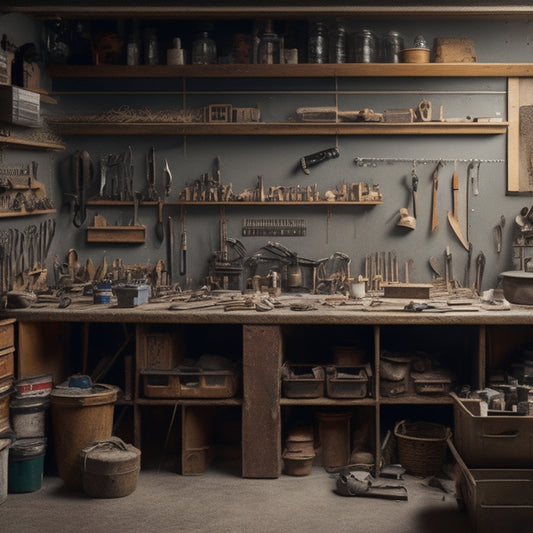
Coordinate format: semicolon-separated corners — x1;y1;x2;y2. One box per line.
192;31;217;64
258;20;281;64
331;24;347;63
308;22;328;63
382;30;404;63
351;29;377;63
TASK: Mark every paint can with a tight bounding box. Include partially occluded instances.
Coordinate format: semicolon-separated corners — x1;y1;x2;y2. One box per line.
10;396;49;438
8;437;47;493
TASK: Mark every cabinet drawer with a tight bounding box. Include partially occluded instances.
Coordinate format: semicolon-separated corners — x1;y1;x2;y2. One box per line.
0;348;14;380
0;319;15;351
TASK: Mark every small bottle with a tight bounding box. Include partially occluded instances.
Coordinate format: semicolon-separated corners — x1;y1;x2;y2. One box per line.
126;33;140;65
192;31;217;64
331;24;346;63
308;22;328;63
258;20;281;64
143;27;159;65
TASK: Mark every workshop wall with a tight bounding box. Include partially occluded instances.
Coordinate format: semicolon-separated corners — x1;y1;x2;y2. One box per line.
0;11;530;291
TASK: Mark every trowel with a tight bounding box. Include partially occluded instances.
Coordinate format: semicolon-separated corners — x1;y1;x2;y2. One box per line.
447;170;469;250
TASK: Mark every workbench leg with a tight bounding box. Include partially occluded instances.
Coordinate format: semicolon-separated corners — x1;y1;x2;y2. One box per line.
242;325;282;478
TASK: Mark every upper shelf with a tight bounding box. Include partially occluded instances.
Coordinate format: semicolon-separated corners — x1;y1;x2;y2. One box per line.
46;63;533;79
0;135;65;151
52;122;507;136
7;4;533;20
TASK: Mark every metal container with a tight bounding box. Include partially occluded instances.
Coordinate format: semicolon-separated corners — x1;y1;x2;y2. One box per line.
80;437;141;498
10;396;49;438
500;270;533;305
8;437;47;493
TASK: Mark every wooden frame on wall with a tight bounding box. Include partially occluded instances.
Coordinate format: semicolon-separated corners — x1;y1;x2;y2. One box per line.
508;77;533;194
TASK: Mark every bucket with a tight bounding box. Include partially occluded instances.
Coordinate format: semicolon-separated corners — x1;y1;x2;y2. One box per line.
8;437;46;493
316;411;352;469
51;381;119;490
0;438;11;504
10;396;49;438
80;437;141;498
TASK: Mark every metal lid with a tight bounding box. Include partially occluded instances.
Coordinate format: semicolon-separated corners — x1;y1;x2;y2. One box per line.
10;437;47;457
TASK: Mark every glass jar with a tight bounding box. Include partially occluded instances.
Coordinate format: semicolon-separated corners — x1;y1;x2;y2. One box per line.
382;30;404;63
126;33;140;65
143;27;159;65
258;22;281;64
331;24;346;63
351;29;377;63
192;31;217;64
308;22;328;63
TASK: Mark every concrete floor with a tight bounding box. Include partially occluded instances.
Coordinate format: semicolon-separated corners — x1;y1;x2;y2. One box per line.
2;464;473;533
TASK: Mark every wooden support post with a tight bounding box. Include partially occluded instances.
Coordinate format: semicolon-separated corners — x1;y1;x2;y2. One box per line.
242;325;282;478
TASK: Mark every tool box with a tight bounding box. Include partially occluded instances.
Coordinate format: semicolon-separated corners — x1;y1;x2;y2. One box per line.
325;363;373;398
449;438;533;532
451;392;533;468
141;368;239;398
281;363;325;398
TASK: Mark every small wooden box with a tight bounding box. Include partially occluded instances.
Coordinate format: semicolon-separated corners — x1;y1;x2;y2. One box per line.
0;348;14;381
0;319;15;351
383;283;432;299
434;38;476;63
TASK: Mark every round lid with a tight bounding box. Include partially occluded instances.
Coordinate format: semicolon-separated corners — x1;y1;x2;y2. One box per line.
10;437;47;457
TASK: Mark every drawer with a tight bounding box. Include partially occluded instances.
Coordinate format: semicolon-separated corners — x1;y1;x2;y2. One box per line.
0;319;15;351
0;347;14;380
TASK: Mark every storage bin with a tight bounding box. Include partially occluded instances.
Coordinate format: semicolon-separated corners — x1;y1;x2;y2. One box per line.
114;284;150;308
449;438;533;532
141;369;239;398
8;437;46;493
10;396;49;438
281;363;325;398
394;419;451;477
51;382;119;489
451;392;533;468
80;437;141;498
326;364;372;399
411;370;452;396
15;373;53;399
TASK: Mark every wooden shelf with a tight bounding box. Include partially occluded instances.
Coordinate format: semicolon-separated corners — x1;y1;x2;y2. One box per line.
380;395;454;405
135;398;242;406
51;121;507;136
280;398;377;406
47;62;533;79
10;5;533;20
0;136;65;151
87;200;384;207
0;209;56;218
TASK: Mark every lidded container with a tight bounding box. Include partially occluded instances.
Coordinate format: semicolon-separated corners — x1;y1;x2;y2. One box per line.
257;20;282;64
80;437;141;498
50;377;119;489
192;31;217;64
331;24;347;63
382;30;404;63
8;437;47;493
308;21;329;63
351;29;377;63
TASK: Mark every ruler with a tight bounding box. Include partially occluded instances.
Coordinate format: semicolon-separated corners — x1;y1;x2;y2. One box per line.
242;218;307;236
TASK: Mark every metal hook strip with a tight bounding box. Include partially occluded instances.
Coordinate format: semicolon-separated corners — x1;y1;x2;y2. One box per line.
354;157;504;167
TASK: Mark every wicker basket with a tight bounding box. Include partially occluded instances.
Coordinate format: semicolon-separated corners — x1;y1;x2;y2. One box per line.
394;420;451;477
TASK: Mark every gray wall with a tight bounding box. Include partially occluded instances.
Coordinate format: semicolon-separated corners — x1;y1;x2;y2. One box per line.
1;11;532;291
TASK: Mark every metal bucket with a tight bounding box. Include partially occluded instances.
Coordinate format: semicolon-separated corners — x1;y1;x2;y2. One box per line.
10;396;49;438
8;437;46;493
51;381;118;490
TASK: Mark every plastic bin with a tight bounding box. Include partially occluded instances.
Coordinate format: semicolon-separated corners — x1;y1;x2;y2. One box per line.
449;438;533;532
51;382;119;489
451;392;533;468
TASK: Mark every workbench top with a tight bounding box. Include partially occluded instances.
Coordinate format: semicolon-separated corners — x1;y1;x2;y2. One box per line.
3;293;533;325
